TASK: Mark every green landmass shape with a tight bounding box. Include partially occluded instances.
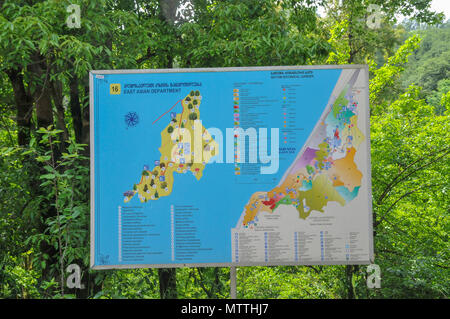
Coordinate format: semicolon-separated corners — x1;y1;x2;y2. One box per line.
273;195;293;211
296;174;346;219
315;142;329;170
332;88;349;118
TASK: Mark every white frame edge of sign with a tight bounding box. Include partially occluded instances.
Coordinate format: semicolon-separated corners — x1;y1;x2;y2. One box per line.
89;64;368;75
89;64;373;270
89;72;95;269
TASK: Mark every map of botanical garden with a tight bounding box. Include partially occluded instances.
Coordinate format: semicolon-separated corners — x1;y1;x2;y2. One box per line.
241;70;365;226
91;66;373;269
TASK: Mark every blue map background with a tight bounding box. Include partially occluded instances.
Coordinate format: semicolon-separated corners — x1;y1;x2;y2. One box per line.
93;68;342;266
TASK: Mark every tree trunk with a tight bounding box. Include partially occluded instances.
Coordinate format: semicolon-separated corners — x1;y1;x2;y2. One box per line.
69;74;83;143
27;54;62;285
28;54;53;130
5;68;33;146
158;268;177;298
345;265;356;299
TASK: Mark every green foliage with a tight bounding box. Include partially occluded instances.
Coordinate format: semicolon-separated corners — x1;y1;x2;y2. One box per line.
0;126;89;298
370;84;450;297
401;22;450;114
0;253;40;299
369;35;421;113
175;267;229;299
179;0;330;67
326;19;350;64
32;127;89;295
237;266;334;298
95;269;160;299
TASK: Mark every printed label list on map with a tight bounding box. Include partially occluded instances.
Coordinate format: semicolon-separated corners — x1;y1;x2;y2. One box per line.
232;226;368;264
118;206;162;263
172;205;213;262
232;81;303;184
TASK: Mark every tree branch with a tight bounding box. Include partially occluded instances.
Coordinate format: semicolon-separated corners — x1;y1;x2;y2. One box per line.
376;146;450;205
195;268;214;298
375;183;445;227
136;47;156;64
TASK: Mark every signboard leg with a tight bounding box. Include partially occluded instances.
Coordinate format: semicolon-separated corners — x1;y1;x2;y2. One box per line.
230;266;237;299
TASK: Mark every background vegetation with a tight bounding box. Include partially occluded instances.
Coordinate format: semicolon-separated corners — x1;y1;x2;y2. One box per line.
0;0;448;299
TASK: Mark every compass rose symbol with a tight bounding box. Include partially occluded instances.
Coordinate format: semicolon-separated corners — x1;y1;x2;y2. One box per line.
125;111;139;128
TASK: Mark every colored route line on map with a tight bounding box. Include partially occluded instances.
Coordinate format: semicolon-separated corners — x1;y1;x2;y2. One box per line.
152;99;182;125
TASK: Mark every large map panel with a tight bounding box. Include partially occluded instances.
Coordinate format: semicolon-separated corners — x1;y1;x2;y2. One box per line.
90;66;373;269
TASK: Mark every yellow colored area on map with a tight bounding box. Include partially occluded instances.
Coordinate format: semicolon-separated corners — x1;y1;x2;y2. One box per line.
124;91;218;203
